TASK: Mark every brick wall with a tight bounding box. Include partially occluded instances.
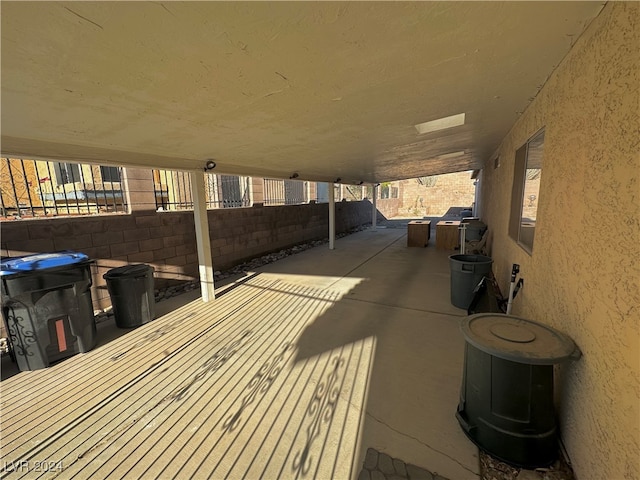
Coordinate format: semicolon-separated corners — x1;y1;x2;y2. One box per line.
1;200;372;311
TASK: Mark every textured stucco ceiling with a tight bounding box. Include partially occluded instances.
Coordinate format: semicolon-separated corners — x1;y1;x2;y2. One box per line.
1;2;602;183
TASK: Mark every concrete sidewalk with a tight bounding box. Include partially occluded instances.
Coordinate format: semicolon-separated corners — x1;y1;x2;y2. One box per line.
257;227;479;479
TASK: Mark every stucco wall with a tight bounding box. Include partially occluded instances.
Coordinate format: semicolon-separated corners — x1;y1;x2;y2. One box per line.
1;200;373;311
479;3;639;479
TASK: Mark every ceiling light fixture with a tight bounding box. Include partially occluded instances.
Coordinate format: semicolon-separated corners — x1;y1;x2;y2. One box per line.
204;160;216;171
415;113;465;135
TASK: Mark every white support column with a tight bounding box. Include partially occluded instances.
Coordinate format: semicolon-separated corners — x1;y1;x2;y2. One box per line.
191;170;216;302
328;182;336;250
372;184;378;230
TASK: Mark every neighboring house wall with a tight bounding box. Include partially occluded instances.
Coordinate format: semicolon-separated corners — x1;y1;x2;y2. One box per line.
0;159;40;210
1;158;126;217
1;201;373;311
480;3;638;479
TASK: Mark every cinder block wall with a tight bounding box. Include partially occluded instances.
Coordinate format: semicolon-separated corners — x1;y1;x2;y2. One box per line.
372;172;476;219
375;198;401;219
397;172;476;217
1;200;372;311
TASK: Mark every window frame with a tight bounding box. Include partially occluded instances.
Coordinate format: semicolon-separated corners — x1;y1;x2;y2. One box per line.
54;162;80;185
508;128;545;254
99;166;121;183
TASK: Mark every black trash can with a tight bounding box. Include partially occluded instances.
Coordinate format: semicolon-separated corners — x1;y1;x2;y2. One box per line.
456;314;580;468
449;254;493;309
104;264;155;328
0;251;97;371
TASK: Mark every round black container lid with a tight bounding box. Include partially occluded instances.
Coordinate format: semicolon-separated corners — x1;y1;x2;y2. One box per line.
461;313;580;365
103;264;152;279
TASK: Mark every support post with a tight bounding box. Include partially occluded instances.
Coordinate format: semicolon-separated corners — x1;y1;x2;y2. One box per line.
191;170;216;302
372;184;378;230
328;182;335;250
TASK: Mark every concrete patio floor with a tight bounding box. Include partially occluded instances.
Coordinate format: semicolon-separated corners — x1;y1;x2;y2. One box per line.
0;227;480;480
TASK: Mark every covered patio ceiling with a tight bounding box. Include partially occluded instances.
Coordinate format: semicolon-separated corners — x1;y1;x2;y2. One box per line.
1;2;602;183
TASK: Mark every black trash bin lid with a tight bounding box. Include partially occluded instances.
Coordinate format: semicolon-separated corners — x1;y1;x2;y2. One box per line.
103;264;153;280
461;313;580;365
449;254;493;264
0;251;89;277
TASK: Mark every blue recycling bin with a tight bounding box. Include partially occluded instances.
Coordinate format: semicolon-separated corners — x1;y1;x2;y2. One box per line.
1;251;97;371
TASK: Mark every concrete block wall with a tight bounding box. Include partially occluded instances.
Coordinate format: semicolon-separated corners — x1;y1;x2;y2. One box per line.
375;198;401;219
370;172;476;219
397;172;476;217
1;200;373;311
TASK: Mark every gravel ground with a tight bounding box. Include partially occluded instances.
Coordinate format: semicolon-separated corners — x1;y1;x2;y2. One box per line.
480;450;576;480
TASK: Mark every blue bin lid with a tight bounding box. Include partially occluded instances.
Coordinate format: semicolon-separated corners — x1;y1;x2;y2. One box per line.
0;251;90;276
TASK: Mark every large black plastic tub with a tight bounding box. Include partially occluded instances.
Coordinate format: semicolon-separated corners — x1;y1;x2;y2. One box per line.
104;264;155;328
457;342;557;467
1;252;97;371
456;314;580;468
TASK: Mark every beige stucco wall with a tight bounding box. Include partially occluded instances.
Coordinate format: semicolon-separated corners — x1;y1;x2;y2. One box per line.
480;3;639;479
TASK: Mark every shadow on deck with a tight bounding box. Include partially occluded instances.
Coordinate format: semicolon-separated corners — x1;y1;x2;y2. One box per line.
0;228;479;480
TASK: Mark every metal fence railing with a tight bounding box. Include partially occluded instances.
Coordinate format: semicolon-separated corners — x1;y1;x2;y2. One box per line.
1;157;127;219
152;170;250;211
263;179;309;206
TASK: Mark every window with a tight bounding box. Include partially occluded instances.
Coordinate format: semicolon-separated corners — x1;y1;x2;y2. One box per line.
316;182;329;203
365;185;373;199
283;179;305;205
54;162;80;185
100;166;121;182
509;129;544;253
